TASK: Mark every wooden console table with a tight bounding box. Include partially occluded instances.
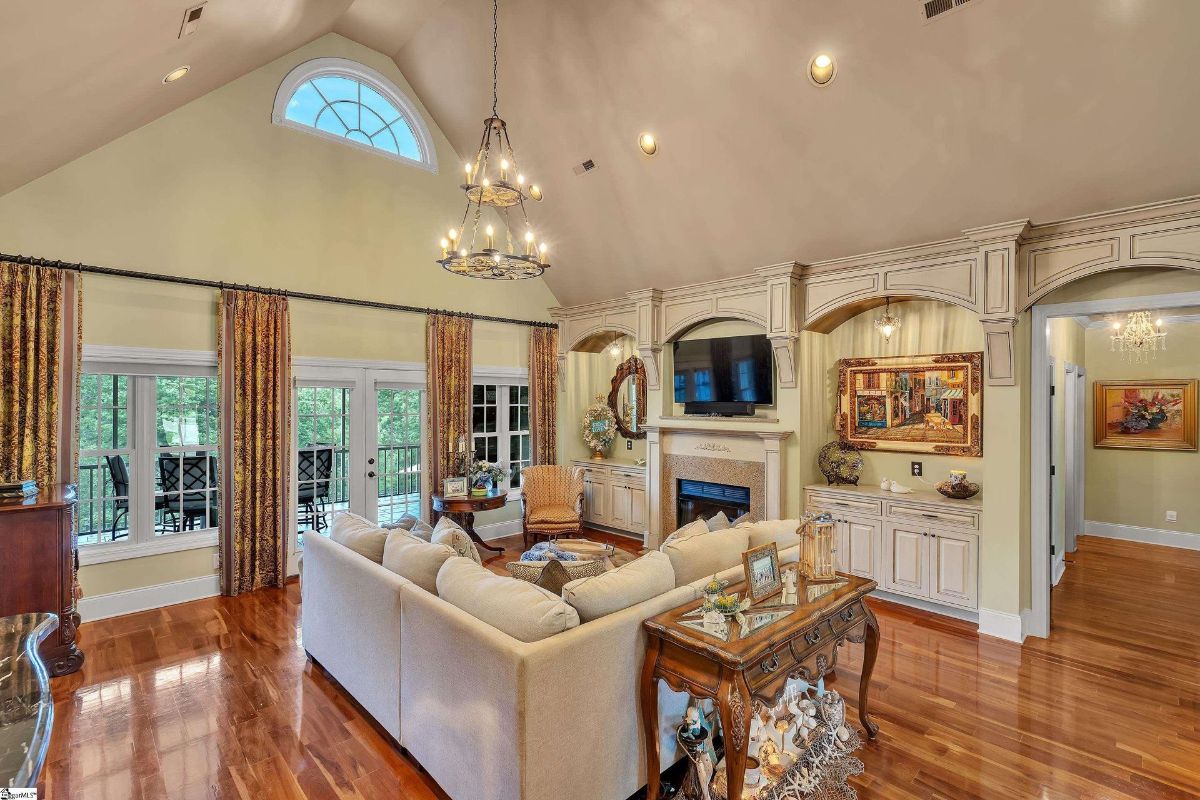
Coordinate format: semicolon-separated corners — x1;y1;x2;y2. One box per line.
431;489;507;554
640;573;879;799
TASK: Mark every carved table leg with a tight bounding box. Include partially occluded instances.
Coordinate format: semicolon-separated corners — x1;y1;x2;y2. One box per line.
717;668;752;794
857;604;880;739
641;637;663;800
461;510;504;554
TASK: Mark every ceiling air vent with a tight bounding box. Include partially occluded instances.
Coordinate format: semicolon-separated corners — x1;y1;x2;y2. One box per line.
920;0;978;23
572;158;598;177
178;3;206;38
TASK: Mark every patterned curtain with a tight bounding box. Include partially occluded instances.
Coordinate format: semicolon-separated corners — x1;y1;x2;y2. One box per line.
529;325;559;466
426;313;473;518
0;262;82;487
218;290;292;596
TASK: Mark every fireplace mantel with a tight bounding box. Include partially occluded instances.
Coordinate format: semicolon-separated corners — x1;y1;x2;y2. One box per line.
642;424;791;548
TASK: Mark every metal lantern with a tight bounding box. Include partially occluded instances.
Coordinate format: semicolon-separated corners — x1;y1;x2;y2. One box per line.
800;518;838;582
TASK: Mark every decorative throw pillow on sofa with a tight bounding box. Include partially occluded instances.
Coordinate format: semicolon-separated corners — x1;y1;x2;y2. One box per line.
741;519;802;551
436;557;580;643
661;527;751;586
659;518;710;550
731;511;752;527
381;530;457;594
431;516;482;564
382;512;417;531
330;511;388;564
706;512;731;531
561;550;676;622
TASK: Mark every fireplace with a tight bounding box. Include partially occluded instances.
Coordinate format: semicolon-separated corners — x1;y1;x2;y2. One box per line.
676;479;751;528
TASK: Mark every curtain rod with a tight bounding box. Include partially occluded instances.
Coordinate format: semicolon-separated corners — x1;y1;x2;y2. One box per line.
0;252;558;329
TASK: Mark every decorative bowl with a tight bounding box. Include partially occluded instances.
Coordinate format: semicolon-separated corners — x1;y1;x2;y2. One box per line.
936;480;980;500
708;593;750;617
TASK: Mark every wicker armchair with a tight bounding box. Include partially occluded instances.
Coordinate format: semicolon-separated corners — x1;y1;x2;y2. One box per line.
520;465;585;550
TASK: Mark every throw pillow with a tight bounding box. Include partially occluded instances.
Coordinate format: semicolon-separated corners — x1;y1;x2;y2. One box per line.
432;516;482;565
661;527;751;586
330;511;388;564
731;511;752;527
507;559;606;589
382;512;418;531
562;550;676;622
409;518;435;541
659;518;710;550
436;557;580;642
381;530;456;594
706;512;732;532
742;519;802;551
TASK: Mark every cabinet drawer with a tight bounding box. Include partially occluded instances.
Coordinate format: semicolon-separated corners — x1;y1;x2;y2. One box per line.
609;468;646;487
806;491;882;518
886;501;979;531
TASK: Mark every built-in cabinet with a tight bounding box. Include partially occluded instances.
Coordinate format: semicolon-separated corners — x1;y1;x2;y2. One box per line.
805;484;982;613
573;460;647;539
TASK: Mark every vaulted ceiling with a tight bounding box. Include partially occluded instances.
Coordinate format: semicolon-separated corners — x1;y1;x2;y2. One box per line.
4;0;1200;306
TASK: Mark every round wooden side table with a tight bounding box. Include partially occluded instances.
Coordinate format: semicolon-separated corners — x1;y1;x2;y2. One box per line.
431;489;508;554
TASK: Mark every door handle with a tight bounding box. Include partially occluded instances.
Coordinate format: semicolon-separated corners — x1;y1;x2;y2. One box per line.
367;471;376;478
368;457;376;465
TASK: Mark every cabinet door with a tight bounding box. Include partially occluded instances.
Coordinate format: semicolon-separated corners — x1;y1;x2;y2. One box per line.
929;529;979;608
628;486;647;531
883;523;928;597
609;482;631;529
842;515;881;580
583;477;608;526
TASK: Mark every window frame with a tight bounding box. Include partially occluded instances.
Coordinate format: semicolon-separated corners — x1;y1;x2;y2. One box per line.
77;347;220;566
272;57;439;173
471;366;530;496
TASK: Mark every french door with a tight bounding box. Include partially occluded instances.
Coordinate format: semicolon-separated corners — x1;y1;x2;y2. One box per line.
287;365;425;576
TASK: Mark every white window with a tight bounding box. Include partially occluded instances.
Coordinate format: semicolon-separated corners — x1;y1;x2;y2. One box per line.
77;350;220;565
472;382;531;490
272;57;437;172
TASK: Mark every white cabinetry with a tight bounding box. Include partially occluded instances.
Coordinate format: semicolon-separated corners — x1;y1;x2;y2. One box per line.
574;460;647;539
805;484;982;614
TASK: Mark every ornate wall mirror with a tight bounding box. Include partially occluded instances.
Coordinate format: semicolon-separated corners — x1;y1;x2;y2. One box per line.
608;356;648;440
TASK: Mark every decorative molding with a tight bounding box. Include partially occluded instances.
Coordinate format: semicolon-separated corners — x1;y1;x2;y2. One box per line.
83;345;217;369
1052;555;1066;586
78;574;220;622
475;517;524;542
977;607;1025;643
78;530;218;566
1085;520;1200;551
694;442;732;453
870;590;978;624
979;317;1018;386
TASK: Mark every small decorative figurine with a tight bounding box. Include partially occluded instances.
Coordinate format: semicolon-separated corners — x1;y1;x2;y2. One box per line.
879;478;892;490
888;480;913;494
683;705;706;739
675;706;714;800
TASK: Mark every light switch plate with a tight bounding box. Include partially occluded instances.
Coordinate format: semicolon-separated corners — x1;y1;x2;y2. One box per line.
1166;510;1178;522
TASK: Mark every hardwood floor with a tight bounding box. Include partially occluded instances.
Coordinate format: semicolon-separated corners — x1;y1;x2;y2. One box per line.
42;533;1200;799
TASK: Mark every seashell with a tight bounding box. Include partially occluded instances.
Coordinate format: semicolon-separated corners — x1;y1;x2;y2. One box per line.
837;725;851;742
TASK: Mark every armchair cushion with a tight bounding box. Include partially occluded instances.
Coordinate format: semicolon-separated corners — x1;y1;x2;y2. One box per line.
527;504;581;525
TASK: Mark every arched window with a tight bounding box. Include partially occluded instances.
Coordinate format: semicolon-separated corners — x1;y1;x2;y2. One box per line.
272;58;437;172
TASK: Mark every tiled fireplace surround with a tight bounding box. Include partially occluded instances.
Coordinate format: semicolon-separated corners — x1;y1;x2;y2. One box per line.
643;425;791;548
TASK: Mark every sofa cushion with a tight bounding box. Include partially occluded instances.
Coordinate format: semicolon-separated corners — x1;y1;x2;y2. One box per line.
431;516;483;564
706;512;731;532
659;518;710;550
382;530;457;594
742;519;802;551
436;557;580;642
330;512;388;564
562;551;676;622
662;527;751;587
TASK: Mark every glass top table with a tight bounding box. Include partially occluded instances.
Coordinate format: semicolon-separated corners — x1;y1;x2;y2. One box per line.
677;575;850;643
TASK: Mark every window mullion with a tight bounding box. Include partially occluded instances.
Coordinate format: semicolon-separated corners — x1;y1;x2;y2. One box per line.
135;376;156;546
497;386;512;491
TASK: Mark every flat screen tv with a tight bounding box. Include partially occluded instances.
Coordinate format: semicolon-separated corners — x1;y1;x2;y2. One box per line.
673;334;773;408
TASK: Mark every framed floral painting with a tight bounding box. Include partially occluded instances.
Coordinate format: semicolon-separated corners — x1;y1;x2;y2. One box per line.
836;352;984;457
1092;379;1198;451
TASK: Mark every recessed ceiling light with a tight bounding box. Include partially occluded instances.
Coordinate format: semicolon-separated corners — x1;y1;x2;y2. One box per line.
638;132;657;156
808;53;836;86
162;66;190;84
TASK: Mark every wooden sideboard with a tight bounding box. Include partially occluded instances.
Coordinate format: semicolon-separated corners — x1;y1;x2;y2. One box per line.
804;483;982;613
572;459;647;539
0;485;84;677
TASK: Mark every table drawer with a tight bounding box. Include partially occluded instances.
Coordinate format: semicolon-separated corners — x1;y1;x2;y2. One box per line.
886;501;979;530
806;491;882;518
747;641;800;692
829;601;866;637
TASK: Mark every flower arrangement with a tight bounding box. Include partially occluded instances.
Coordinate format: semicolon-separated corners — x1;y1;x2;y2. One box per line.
1120;392;1182;433
469;459;510;495
582;394;617;458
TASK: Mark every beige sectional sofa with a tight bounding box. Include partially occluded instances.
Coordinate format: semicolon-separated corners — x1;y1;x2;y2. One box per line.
301;514;801;800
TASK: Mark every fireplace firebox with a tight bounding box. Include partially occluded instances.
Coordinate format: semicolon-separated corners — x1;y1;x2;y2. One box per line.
676;479;751;528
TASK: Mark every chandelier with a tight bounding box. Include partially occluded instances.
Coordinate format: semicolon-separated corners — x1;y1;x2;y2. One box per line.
437;0;549;280
875;297;901;342
1111;311;1166;363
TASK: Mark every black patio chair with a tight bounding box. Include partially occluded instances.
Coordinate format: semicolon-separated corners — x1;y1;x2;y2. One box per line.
104;455;132;539
297;445;334;531
159;454;219;531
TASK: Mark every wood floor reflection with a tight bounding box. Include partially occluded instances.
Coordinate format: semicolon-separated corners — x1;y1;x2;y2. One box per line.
43;533;1200;799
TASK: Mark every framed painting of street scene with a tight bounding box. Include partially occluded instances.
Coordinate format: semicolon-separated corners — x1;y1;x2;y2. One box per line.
836;352;983;457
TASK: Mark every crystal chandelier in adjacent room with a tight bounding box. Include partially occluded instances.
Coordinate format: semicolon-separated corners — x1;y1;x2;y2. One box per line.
1111;310;1166;363
437;0;549;280
874;297;901;342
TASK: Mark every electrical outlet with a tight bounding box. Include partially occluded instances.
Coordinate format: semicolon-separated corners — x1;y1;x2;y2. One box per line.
626;439;633;450
910;461;923;477
212;553;220;570
1166;510;1178;522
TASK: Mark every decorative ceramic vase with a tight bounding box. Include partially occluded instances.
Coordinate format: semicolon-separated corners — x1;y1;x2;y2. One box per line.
817;441;864;486
471;476;493;497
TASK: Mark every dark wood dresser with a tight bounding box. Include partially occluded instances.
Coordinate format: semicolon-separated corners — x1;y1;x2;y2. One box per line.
0;485;84;677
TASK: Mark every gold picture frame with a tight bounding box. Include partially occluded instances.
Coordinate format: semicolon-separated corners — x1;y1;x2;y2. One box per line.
1092;379;1198;451
742;542;782;602
836;352;983;457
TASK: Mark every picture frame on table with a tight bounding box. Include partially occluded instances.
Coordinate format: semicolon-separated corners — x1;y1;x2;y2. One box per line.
443;476;468;498
742;542;782;602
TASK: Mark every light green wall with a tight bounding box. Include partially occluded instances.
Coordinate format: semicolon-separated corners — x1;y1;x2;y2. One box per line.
1048;317;1085;559
0;34;557;598
1084;321;1200;533
561;336;647;463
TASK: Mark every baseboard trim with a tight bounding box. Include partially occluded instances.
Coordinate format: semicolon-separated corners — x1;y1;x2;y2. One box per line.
1085;520;1200;551
870;590;978;624
1052;555;1066;586
978;607;1026;643
477;518;523;541
79;574;221;622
